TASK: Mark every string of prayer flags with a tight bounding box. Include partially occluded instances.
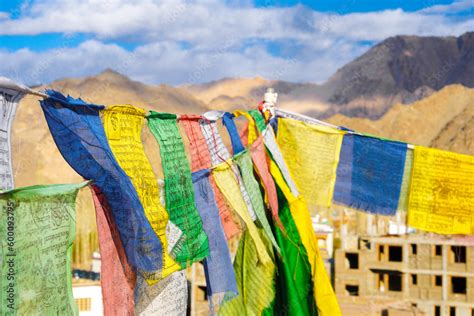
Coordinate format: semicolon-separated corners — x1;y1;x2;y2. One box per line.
91;186;136;316
146;112;209;267
191;169;238;313
408;146;474;235
179;115;242;239
277;117;344;210
103;105;180;281
0;79;26;190
333;134;407;216
40;91;163;274
0;182;88;315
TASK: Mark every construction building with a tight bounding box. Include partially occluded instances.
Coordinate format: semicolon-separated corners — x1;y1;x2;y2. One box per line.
335;234;474;316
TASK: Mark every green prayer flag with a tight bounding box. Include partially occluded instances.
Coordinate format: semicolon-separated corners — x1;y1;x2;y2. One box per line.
0;182;88;315
146;112;209;267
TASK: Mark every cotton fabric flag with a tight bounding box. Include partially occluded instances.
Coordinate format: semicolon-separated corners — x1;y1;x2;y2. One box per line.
200;111;257;220
269;162;341;315
334;134;407;215
408;146;474;235
263;121;299;197
221;112;280;252
212;160;272;265
244;120;321;315
0;81;25;190
179;115;241;239
103;105;180;281
219;228;276;316
134;179;188;316
277;117;344;210
146;112;209;267
236;110;283;230
91;186;136;316
40;91;163;274
0;182;88;315
192;169;237;314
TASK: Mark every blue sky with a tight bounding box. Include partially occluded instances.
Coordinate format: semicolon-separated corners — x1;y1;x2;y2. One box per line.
0;0;472;86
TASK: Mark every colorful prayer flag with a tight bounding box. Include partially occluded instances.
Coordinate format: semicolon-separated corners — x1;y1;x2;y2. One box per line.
103;105;180;281
40;91;163;274
180;115;241;239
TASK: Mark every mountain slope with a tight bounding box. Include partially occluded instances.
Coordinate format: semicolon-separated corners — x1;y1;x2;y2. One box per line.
185;32;474;119
327;84;474;155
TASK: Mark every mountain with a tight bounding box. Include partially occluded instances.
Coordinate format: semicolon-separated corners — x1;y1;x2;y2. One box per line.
185;32;474;119
328;84;474;156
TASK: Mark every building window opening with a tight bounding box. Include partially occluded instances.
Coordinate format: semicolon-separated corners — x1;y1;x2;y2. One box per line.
435;275;442;287
345;284;359;296
198;285;208;301
345;252;359;269
379;245;385;260
435;305;441;316
451;246;466;263
378;273;386;292
451;277;467;294
450;306;456;316
411;274;417;285
388;274;402;292
411;244;417;255
435;245;442;256
388;246;403;262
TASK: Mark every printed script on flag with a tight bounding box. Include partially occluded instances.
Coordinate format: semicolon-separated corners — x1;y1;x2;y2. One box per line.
408;146;474;235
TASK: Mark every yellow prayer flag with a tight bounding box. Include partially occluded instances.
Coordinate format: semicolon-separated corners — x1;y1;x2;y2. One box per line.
408;146;474;235
212;161;272;265
276;117;344;210
103;105;181;281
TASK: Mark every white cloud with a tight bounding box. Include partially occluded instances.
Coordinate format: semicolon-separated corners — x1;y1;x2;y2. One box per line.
0;38;367;86
0;0;472;85
420;0;473;14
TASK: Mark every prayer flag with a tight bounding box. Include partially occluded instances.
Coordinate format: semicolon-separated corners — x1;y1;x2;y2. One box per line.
0;182;88;315
277;117;344;210
146;112;209;267
179;115;241;239
103;105;180;281
91;186;136;316
0;80;25;190
408;146;474;234
192;169;238;314
334;135;407;215
40;91;163;274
